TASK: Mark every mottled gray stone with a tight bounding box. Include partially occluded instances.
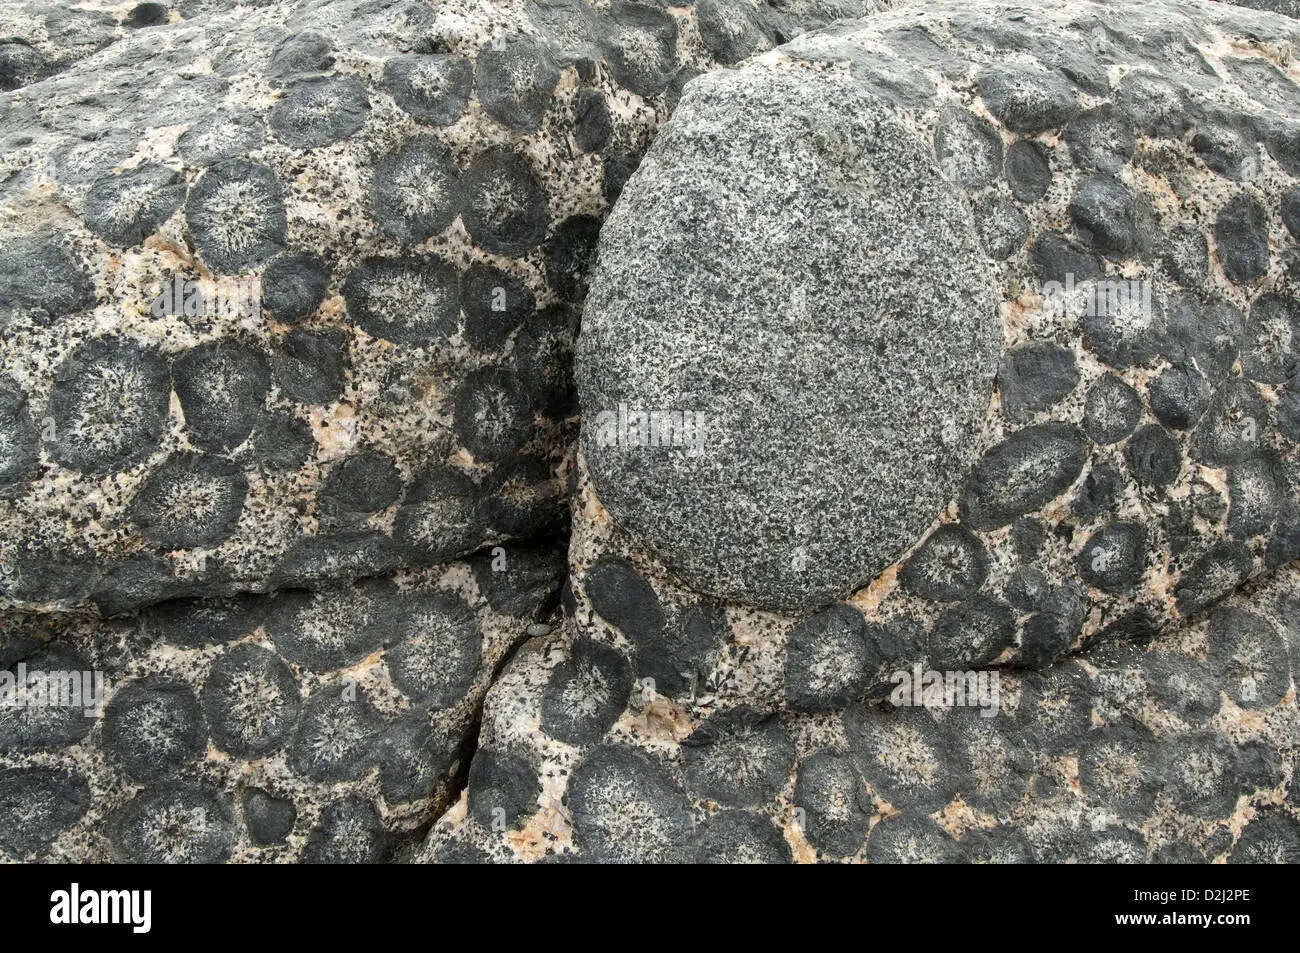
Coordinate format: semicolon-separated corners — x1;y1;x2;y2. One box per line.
578;65;1000;613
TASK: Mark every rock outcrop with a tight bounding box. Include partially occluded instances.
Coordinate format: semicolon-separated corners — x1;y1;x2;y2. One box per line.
429;0;1300;863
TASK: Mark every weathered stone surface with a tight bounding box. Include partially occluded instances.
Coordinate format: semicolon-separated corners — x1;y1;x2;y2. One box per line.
0;544;563;861
578;65;1000;613
0;0;884;615
424;559;1300;863
571;0;1300;685
6;0;1300;867
422;0;1300;864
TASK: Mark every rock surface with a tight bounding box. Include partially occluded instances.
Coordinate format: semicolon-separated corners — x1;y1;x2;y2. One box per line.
5;0;1300;865
0;0;880;615
577;0;1300;661
0;543;563;861
428;0;1300;863
424;558;1300;863
0;0;888;863
578;64;1001;612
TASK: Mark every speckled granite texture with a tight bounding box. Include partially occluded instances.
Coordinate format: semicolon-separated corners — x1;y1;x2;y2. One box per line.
430;0;1300;863
4;0;1300;864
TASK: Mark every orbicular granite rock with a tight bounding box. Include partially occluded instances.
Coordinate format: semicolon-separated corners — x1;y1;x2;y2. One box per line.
0;542;563;862
423;554;1299;864
425;0;1300;863
0;0;888;863
0;0;881;616
577;0;1300;650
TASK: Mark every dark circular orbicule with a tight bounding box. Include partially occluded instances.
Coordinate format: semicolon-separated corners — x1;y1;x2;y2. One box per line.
1230;811;1300;864
1077;522;1146;593
371;136;462;244
342;255;460;347
453;366;534;463
567;744;693;863
242;787;297;846
0;646;98;752
972;198;1028;260
976;64;1078;133
460;146;550;256
573;89;613;153
1241;295;1299;386
377;709;459;804
997;342;1078;421
784;603;873;712
1166;296;1243;381
82;163;186;247
459;262;537;352
1083;373;1141;445
288;683;384;783
178;110;266;166
263;584;390;673
933;107;1003;188
602;1;678;98
793;750;874;858
1206;606;1290;710
385;590;483;708
545;215;602;303
173;340;271;452
130;453;249;549
319;450;402;521
185;159;287;273
1063;107;1135;173
260;253;330;324
1176;541;1254;617
102;678;206;781
0;231;96;324
696;0;773;66
694;809;792;864
202;643;302;758
960;424;1087;530
467;746;541;831
1214;194;1270;286
303;797;390;864
927;595;1015;669
0;380;37;488
1124;424;1182;489
108;783;234;864
268;76;370;149
539;637;632;745
1149;364;1209;430
273;327;349;406
1005;140;1051;204
475;36;560;133
1077;721;1158;820
269;32;335;79
844;702;959;813
0;767;90;856
900;523;988;601
1161;227;1210;289
682;706;795;808
1069;175;1137;258
583;557;665;640
384;54;473;126
867;814;958;864
45;336;171;475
